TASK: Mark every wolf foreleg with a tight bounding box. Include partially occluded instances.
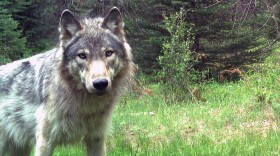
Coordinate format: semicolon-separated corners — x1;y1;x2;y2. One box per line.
34;111;55;156
85;136;106;156
34;128;55;156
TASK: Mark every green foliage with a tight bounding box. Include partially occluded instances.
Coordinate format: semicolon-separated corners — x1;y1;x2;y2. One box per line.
0;1;30;64
186;1;273;71
158;8;196;100
158;8;193;78
12;0;58;52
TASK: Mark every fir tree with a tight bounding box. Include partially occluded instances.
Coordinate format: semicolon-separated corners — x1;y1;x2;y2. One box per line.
0;1;29;64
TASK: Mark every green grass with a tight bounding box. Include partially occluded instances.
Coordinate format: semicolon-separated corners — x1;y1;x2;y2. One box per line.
49;50;279;155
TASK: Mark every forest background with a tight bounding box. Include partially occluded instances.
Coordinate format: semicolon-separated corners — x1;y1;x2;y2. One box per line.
1;0;279;77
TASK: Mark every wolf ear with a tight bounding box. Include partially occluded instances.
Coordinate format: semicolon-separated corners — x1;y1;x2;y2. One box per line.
102;7;125;40
59;10;82;47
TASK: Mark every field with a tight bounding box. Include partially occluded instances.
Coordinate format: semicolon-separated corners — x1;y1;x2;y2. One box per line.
51;51;279;155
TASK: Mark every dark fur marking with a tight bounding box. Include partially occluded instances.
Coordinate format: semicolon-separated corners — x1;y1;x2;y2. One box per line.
38;63;48;103
9;106;26;130
100;32;125;56
0;78;13;94
99;111;105;115
14;106;22;112
16;118;25;129
8;139;32;156
21;61;30;68
5;112;11;117
65;31;125;61
93;137;102;143
64;36;81;60
1;60;32;95
38;82;44;103
15;64;40;104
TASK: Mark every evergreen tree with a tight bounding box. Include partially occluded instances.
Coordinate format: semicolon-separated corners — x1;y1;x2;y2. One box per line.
117;0;278;76
0;1;29;64
12;0;58;52
186;0;272;70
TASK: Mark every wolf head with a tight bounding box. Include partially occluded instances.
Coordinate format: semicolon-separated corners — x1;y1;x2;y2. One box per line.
58;7;132;95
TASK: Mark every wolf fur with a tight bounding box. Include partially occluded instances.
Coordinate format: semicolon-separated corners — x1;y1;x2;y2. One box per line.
0;7;133;156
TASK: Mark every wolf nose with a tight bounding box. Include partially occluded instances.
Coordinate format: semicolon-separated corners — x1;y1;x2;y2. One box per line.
93;78;108;91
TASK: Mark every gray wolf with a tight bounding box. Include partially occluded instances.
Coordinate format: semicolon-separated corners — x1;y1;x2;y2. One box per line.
0;7;133;156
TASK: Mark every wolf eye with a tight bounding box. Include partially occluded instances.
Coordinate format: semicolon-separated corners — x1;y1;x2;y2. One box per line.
77;53;87;59
105;50;114;57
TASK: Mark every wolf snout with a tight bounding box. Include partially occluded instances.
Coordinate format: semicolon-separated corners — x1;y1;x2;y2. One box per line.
93;78;109;91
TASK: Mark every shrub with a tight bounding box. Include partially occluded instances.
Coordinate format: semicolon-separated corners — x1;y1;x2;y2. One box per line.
158;8;197;102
